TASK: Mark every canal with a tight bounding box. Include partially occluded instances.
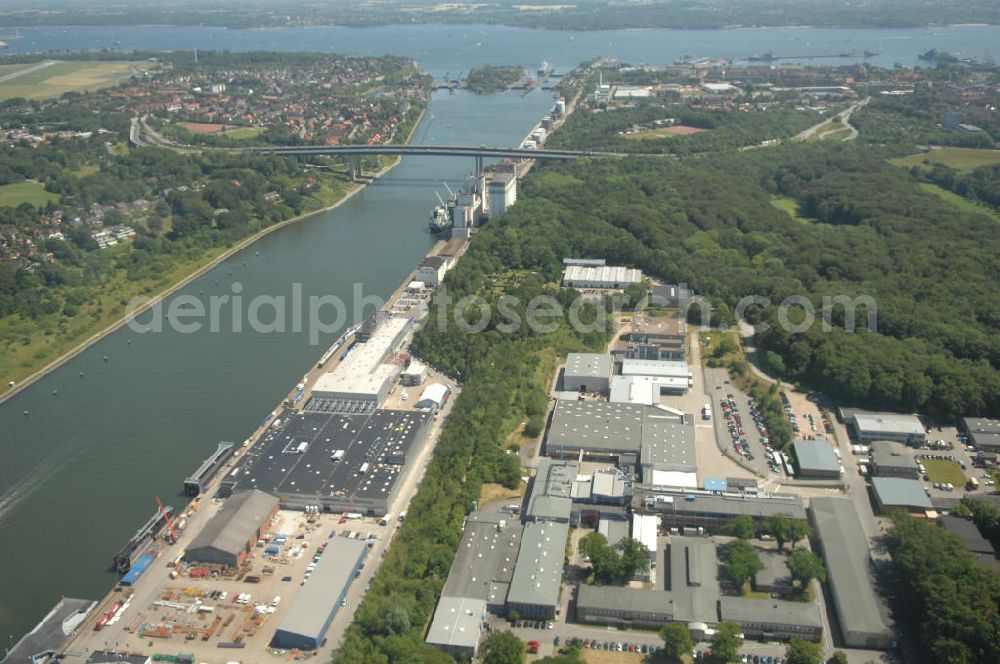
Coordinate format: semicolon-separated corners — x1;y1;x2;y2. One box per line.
0;87;554;647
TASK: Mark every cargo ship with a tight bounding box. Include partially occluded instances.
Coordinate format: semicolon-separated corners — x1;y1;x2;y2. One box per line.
429;190;454;234
112;505;173;573
317;323;361;367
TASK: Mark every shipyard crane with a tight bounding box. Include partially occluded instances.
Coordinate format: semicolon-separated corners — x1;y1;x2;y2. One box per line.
156;496;178;544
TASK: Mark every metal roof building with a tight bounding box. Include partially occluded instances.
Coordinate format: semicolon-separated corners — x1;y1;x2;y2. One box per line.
810;497;892;649
963;417;1000;451
631;513;659;580
310;317;410;407
440;510;523;612
610;374;689;403
507;521;569;619
719;597;823;642
792;439;841;478
562;265;643;289
642;490;807;533
425;596;488;659
416;382;449;411
185;489;279;567
871;477;933;513
563;353;613;393
272;536;368;649
869;441;919;478
526;458;578;523
846;410;926;445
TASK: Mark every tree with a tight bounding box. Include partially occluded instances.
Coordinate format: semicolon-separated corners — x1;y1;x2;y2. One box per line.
617;537;651;580
482;630;524;664
725;514;755;540
785;638;825;664
763;514;811;550
722;540;764;587
579;533;650;583
660;623;694;662
787;549;827;588
709;621;743;663
829;652;849;664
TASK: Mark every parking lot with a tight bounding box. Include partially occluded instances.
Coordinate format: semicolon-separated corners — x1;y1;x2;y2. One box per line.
704;368;783;479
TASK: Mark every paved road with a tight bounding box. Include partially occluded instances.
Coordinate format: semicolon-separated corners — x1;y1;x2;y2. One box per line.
793;98;869;142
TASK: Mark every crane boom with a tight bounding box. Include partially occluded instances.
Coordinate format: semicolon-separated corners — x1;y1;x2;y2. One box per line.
156;496;178;544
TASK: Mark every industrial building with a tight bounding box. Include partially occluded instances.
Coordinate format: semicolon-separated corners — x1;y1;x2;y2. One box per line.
753;550;793;597
544;401;696;487
871;477;933;513
939;515;1000;573
609;359;692;401
507;521;569;619
649;284;695;309
487;173;517;218
415;382;449;411
425;596;488;659
631;513;659;581
562;352;613;393
962;417;1000;452
562;258;606;268
639;489;807;534
272;536;368;649
309;316;411;408
438;510;523;615
222;408;430;515
791;439;841;479
185;489;279;567
598;517;629;547
625;314;686;361
869;441;920;478
183;441;235;496
844;409;926;445
562;264;642;289
574;537;823;641
414;255;452;287
400;361;426;386
810;497;893;649
525;458;578;523
571;468;629;506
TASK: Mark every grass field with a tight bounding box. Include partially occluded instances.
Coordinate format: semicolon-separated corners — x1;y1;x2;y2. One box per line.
890;147;1000;173
917;182;1000;223
924;459;966;485
0;181;59;208
0;60;156;100
624;125;706;140
478;481;526;508
180;123;266;139
72;164;101;177
770;195;813;223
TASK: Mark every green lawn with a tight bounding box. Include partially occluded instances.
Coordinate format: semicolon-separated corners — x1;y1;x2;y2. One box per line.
0;60;155;100
0;181;59;208
770;195;812;223
891;147;1000;173
221;126;266;139
924;459;966;485
918;182;1000;224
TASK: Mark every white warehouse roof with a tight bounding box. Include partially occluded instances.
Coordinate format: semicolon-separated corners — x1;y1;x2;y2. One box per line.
631;513;659;556
417;383;449;409
562;265;642;288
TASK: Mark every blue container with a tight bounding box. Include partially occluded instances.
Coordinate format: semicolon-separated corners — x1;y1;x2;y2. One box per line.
121;554;155;586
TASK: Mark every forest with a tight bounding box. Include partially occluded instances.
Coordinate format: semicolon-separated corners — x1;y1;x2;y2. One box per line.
883;511;1000;664
465;65;524;94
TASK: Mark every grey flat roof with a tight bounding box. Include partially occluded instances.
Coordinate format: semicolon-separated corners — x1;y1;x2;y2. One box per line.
426;596;486;650
546;400;646;454
231;409;428;502
850;411;924;436
642;413;697;473
508;521;568;609
939;515;995;555
871;477;933;509
592;469;627;498
564;353;613;380
650;491;807;521
753;549;791;589
793;439;841;473
719;596;823;629
598;518;630;547
576;584;673;616
810;497;892;641
963;417;1000;435
667;537;720;624
527;458;578;521
275;536;367;641
970;431;1000;449
442;511;522;601
187;489;278;557
869;441;918;471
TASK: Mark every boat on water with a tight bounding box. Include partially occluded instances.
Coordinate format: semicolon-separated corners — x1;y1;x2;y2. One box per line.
429;204;452;234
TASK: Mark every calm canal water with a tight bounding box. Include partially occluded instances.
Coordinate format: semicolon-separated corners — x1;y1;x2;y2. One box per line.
3;20;1000;647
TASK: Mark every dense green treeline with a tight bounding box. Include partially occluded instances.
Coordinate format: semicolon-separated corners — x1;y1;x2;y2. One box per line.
884;512;1000;664
854;88;999;147
546;104;820;155
465;65;523;94
478;142;1000;420
914;161;1000;213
